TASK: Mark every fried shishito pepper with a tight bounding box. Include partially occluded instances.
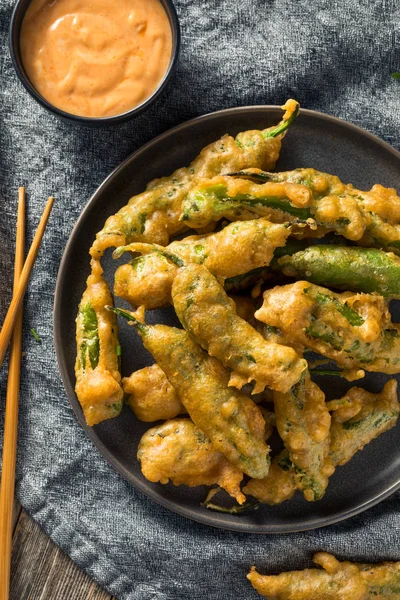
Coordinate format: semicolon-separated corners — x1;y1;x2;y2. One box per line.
248;552;400;599
273;371;333;501
113;218;290;309
244;381;399;505
122;364;186;422
180;175;319;230
255;281;400;374
181;171;400;252
75;260;123;426
330;379;399;466
229;168;400;253
275;245;400;299
137;418;246;504
171;264;307;394
90;100;299;258
109;307;270;479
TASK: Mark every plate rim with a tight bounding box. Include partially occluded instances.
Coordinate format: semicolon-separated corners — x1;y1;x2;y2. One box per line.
53;105;400;534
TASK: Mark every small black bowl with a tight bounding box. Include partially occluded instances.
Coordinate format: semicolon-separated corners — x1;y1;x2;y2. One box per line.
9;0;180;127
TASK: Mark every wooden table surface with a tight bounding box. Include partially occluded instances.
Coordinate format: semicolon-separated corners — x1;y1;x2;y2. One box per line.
10;499;117;600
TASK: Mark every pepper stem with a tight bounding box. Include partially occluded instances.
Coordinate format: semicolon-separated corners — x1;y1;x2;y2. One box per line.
156;250;186;267
105;305;148;334
201;499;260;514
264;100;300;139
309;368;344;377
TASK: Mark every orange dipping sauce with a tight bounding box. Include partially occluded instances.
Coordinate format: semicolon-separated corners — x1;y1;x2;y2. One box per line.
20;0;173;118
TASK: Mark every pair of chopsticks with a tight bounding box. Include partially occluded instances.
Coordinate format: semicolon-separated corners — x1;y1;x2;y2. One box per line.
0;189;54;600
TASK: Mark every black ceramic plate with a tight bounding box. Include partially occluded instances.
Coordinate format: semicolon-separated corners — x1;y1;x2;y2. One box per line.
54;106;400;533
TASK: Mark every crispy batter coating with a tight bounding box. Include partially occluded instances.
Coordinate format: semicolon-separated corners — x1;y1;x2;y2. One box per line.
122;364;186;422
172;264;307;393
248;552;400;599
75;260;123;426
273;371;333;501
255;281;400;374
181;175;317;229
243;450;296;505
113;219;290;308
138;419;246;504
330;379;399;466
358;561;400;597
115;253;176;310
326;392;364;422
248;553;366;599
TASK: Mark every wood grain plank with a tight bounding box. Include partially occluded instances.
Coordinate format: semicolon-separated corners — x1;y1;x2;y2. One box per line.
12;499;22;533
10;510;113;600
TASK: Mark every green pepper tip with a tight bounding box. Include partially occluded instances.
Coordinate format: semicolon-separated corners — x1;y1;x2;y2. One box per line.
264;101;300;139
107;305;148;334
112;246;126;259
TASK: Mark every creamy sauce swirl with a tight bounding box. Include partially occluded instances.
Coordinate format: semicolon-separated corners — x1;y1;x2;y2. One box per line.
20;0;172;117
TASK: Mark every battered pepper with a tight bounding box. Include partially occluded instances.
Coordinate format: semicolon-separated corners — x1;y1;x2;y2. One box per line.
230;167;400;253
181;169;400;252
255;281;400;375
330;379;399;466
180;175;319;230
273;371;333;501
75;260;123;426
108;307;270;479
248;552;400;599
171;264;307;393
275;245;400;298
123;333;267;423
137;418;246;504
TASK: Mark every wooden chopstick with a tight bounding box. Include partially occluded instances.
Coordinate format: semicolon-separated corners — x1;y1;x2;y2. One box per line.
0;188;26;600
0;195;54;369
